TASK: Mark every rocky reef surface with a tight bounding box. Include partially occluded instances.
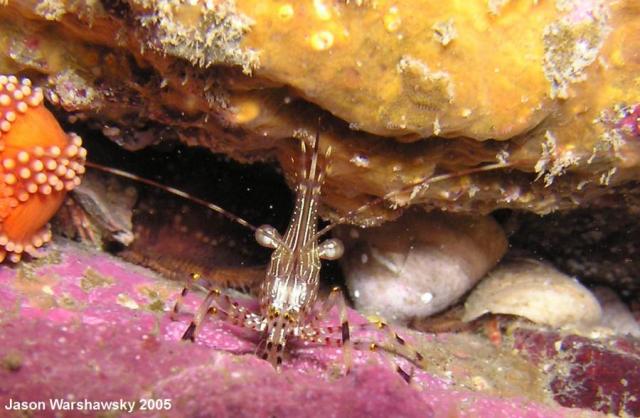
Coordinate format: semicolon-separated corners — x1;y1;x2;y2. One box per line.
0;239;618;418
0;1;639;417
0;0;639;222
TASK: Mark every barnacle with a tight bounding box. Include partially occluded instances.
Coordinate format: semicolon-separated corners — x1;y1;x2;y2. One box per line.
337;211;507;324
463;258;603;328
0;75;86;262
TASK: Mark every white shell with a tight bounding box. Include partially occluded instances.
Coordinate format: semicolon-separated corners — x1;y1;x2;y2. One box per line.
463;258;602;327
592;287;640;337
338;211;507;324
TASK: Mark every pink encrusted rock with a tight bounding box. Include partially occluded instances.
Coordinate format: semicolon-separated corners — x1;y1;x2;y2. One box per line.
513;328;640;417
0;240;601;418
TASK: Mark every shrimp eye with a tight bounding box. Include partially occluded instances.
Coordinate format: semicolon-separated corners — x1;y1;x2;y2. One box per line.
318;238;344;260
255;225;281;249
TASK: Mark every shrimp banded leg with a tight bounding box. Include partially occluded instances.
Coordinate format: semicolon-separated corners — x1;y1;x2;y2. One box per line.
170;273;208;321
304;313;427;382
181;288;222;341
173;277;265;342
299;287;353;373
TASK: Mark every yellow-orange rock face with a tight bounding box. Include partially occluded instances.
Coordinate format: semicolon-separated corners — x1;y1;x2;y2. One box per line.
242;0;557;141
0;0;638;222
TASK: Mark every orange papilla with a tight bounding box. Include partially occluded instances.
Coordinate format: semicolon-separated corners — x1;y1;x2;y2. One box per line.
3;102;70;151
0;183;15;219
2;187;66;243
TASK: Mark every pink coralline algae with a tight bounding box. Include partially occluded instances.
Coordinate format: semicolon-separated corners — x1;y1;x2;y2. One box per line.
596;103;640;149
617;104;640;139
0;240;607;418
514;329;640;417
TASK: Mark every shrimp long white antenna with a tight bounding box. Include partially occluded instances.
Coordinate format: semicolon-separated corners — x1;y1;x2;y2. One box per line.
87;153;511;257
310;160;513;243
85;160;261;233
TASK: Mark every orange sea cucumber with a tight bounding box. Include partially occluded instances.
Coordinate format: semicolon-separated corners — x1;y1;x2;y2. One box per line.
0;75;86;262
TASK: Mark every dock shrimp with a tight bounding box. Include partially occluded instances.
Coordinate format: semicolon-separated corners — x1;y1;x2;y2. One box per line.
88;127;512;372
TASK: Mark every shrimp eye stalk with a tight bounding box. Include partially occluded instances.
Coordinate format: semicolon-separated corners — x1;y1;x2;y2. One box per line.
255;225;282;249
318;238;344;260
